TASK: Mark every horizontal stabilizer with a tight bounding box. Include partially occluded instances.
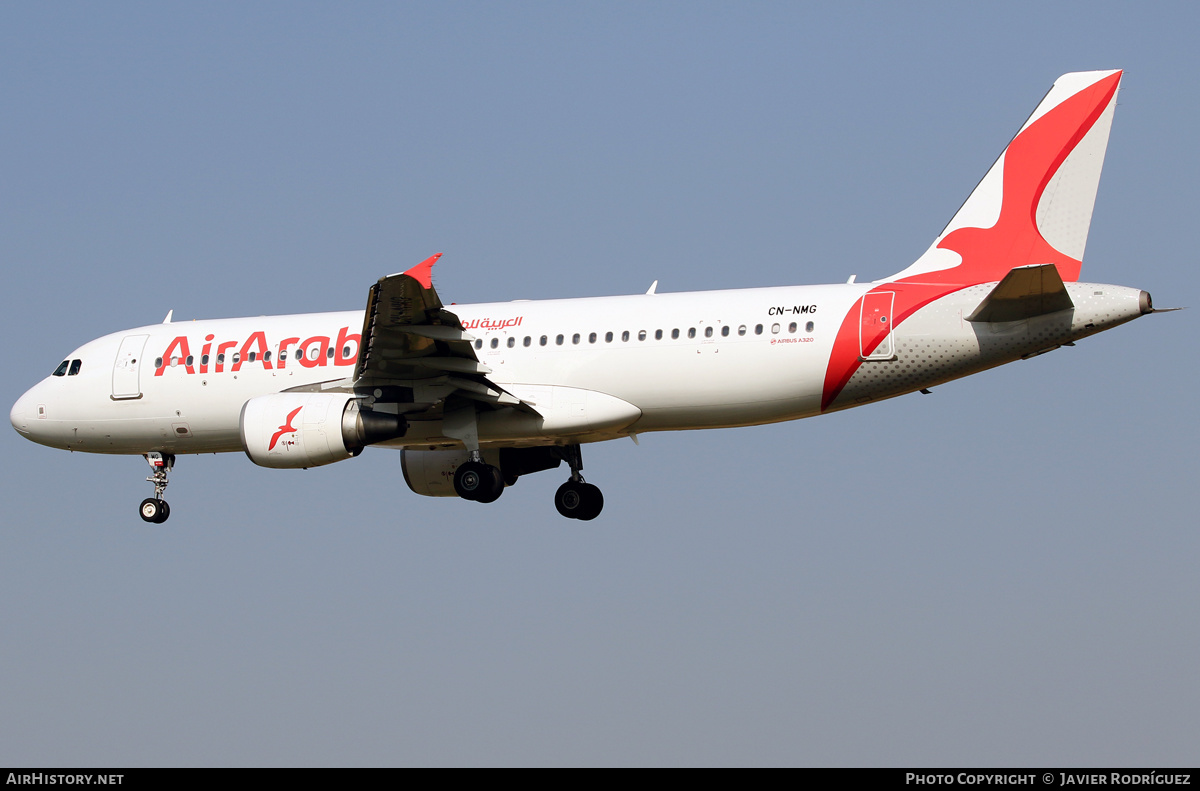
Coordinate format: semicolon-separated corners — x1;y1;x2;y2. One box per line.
966;264;1074;323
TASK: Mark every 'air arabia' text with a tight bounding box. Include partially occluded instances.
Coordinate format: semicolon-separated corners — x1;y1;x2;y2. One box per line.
154;327;360;376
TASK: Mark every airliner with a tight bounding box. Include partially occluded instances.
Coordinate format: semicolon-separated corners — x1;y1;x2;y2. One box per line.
10;70;1164;523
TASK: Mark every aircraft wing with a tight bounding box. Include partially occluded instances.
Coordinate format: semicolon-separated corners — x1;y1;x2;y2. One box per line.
352;254;527;408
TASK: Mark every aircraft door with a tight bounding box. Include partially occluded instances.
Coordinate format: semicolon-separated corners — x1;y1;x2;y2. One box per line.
112;334;149;399
859;291;895;360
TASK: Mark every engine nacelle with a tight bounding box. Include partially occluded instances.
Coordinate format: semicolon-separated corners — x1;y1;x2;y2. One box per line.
241;392;407;469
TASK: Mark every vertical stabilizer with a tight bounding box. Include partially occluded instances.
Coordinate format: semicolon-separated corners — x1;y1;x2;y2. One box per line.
822;71;1123;412
887;70;1121;286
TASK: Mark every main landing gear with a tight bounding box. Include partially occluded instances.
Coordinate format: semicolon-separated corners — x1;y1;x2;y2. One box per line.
554;444;603;521
450;444;605;520
139;452;174;523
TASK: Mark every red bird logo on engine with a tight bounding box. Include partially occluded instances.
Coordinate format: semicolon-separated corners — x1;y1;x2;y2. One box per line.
268;406;303;451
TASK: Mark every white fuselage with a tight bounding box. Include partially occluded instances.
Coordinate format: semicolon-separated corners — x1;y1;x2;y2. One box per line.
10;280;1146;457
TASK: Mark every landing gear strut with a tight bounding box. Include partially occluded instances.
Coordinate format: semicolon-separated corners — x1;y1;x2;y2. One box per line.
446;401;506;505
139;452;174;523
554;444;603;521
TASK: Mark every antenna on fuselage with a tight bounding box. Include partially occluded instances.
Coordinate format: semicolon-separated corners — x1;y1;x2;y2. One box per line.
162;310;173;324
646;281;658;295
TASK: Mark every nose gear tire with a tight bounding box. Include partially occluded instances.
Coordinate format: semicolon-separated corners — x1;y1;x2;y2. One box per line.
139;498;170;524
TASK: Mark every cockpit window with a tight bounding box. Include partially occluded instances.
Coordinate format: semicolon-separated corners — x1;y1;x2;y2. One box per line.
53;361;69;377
68;359;82;376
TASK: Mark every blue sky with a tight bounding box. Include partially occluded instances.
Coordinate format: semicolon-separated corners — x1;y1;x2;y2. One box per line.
1;2;1196;766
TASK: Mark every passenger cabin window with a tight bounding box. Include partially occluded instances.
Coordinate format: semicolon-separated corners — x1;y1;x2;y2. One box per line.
523;336;531;347
738;325;747;336
655;329;663;340
806;321;815;332
279;350;288;361
687;328;696;339
540;335;548;346
490;338;499;349
721;326;730;337
475;339;483;350
185;355;194;366
68;359;82;376
788;322;797;333
771;323;780;334
53;361;69;377
638;330;647;341
217;353;226;364
572;333;581;344
507;337;515;348
248;352;257;362
605;332;613;343
326;347;334;359
265;351;273;362
755;324;763;335
671;329;679;340
556;334;564;346
622;331;630;342
704;327;713;338
588;332;597;343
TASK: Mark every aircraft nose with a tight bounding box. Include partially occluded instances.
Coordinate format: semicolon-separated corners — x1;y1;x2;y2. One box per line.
11;387;37;437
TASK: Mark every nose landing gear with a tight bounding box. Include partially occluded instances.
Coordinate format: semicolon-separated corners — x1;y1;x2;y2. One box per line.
139;452;174;523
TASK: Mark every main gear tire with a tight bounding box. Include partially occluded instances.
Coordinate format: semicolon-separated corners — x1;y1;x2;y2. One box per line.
473;465;505;504
453;461;489;501
555;481;603;520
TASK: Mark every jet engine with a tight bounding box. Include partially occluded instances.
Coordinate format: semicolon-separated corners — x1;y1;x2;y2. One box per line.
240;392;407;469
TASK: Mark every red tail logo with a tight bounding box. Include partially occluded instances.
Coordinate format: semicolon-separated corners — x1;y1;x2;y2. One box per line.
933;71;1121;286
